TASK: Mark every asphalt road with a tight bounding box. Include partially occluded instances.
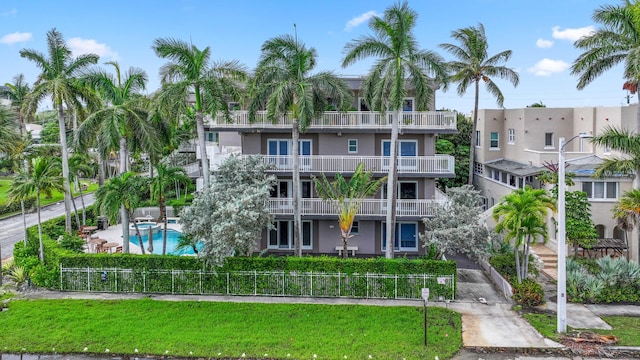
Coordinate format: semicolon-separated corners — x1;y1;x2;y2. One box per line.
0;193;95;261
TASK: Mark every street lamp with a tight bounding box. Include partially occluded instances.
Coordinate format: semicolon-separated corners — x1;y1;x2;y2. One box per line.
557;132;593;333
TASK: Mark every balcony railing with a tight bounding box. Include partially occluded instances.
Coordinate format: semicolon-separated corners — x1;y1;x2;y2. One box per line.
206;110;456;131
239;155;455;174
269;198;445;217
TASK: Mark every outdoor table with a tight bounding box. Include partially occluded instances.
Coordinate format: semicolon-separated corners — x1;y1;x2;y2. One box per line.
102;242;119;253
88;238;107;253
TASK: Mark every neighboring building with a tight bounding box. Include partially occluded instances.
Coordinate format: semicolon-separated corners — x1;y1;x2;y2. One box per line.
204;77;457;256
0;85;11;107
474;105;638;261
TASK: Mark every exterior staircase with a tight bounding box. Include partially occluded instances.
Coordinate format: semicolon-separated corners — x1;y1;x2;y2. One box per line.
531;243;558;281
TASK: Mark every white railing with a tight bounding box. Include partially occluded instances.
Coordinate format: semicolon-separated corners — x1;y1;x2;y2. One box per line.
206;110;456;130
268;198;445;217
59;267;456;300
240;155;455;174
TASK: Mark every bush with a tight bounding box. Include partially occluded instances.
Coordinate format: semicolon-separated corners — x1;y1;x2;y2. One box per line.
512;279;545;307
489;251;539;280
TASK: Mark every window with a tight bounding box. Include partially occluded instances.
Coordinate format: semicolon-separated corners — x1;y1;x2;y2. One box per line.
474;162;483;175
351;221;359;234
267;139;312;169
348;139;358;153
545;133;554;148
582;181;618;199
205;131;219;143
402;98;414;111
228;102;241;110
475;131;481;147
382;222;418;251
490;132;499;149
268;220;312;249
508;129;515;144
382;140;417;170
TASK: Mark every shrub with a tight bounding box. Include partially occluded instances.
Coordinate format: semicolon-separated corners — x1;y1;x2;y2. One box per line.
512;279;545;307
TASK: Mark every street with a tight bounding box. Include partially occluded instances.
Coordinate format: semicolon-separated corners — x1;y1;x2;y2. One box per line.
0;193;95;261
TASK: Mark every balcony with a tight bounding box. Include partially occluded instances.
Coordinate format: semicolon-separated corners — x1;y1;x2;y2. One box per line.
238;155;455;176
205;110;456;132
269;198;444;217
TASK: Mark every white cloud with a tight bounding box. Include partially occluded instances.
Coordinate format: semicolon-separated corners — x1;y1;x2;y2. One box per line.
0;32;31;45
345;10;380;32
552;25;595;42
536;38;553;48
68;37;118;59
528;58;570;76
1;8;17;17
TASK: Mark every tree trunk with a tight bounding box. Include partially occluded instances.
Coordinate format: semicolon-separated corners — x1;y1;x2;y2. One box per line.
196;109;210;188
70;187;80;230
57;106;73;233
467;79;480;186
385;111;400;258
21;200;27;246
342;230;349;259
160;195;167;255
37;190;44;264
147;226;154;253
78;185;86;227
514;245;522;284
292;119;302;257
523;236;531;280
98;156;105;186
132;222;146;255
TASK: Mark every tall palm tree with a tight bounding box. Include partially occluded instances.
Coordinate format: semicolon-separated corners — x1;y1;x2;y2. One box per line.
20;28;100;233
313;163;387;258
152;38;247;188
2;73;31;137
95;171;148;254
342;1;447;258
612;189;640;258
492;187;555;283
0;105;19;153
9;157;63;263
150;163;190;254
76;61;155;252
572;2;640;131
69;152;95;227
440;23;519;186
250;33;352;257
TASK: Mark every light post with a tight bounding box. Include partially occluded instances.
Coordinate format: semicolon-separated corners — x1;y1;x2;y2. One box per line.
557;133;592;333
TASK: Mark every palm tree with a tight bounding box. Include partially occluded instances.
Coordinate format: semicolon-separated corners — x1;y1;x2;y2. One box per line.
492;187;555;283
572;2;640;131
150;163;190;254
69;152;95;227
2;73;31;137
250;32;352;257
152;38;247;188
313;163;387;258
0;105;19;153
20;28;100;233
76;61;156;252
95;171;148;254
439;23;520;186
612;189;640;258
342;1;447;258
9;157;63;263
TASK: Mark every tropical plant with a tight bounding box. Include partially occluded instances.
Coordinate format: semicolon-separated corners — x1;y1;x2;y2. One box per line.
8;157;63;263
20;28;100;233
492;187;555;283
69;152;95;227
591;126;640;181
312;163;387;258
439;22;519;185
153;37;248;188
0;105;19;155
1;73;31;136
342;1;447;258
571;1;640;128
250;32;352;257
94;171;149;254
180;156;275;265
150;163;190;254
175;233;200;255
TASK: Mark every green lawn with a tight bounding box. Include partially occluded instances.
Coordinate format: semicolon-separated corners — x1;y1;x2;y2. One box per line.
0;177;98;208
0;299;462;359
524;313;640;346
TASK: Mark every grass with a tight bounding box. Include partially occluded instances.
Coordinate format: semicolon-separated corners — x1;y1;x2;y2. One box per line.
0;299;462;359
0;177;98;210
524;313;640;346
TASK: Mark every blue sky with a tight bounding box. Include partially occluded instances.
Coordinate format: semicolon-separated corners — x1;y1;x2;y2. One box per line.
0;0;632;114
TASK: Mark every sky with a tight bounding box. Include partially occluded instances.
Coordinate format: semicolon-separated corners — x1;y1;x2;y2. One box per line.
0;0;634;114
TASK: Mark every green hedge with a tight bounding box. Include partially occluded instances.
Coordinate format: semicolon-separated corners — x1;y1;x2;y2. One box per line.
0;197;36;217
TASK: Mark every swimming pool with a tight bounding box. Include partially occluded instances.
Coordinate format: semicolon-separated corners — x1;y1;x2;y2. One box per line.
129;229;195;255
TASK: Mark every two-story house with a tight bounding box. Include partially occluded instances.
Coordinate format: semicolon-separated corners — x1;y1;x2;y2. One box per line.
204;77;457;257
473;105;638;261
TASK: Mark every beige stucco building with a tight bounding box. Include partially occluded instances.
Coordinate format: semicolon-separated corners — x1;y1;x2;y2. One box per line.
473;104;638;261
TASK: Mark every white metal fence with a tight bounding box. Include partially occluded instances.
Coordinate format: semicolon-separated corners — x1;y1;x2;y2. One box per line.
59;267;456;301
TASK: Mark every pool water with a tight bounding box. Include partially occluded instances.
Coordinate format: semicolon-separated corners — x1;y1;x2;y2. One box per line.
129;229;195;255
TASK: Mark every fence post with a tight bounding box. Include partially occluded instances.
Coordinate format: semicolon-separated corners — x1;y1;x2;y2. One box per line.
338;272;341;297
254;270;257;296
310;271;313;297
59;263;63;291
282;271;285;296
200;270;203;295
143;270;147;293
172;270;175;294
115;268;118;292
87;267;91;292
227;273;230;295
366;273;369;298
395;274;398;299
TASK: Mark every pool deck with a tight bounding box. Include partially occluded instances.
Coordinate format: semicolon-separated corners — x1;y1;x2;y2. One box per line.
88;221;183;254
